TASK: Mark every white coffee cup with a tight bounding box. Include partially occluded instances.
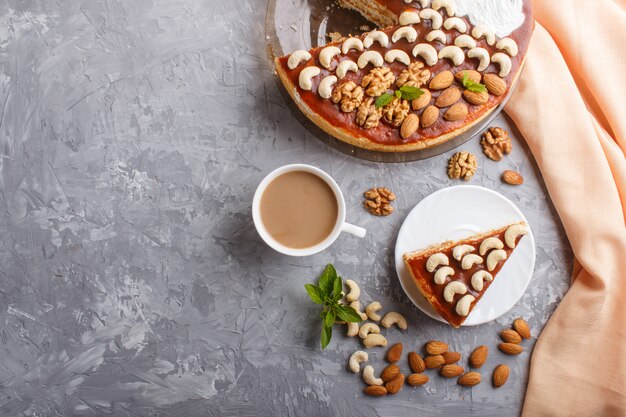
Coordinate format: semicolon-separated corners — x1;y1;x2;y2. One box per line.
252;164;366;256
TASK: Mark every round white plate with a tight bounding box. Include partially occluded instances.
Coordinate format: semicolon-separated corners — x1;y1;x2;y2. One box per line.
394;185;536;326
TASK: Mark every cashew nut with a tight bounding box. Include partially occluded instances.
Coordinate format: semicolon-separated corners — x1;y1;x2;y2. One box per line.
399;11;421;26
347;322;359;337
434;266;454;285
363;333;388;348
287;50;312;70
471;270;493;291
461;253;483;270
419;9;443;30
412;43;438;66
357;51;384;69
385;49;410;66
362;365;383;386
496;37;519;57
443;17;467;33
349;350;368;373
336;60;358;79
468;47;490;72
455;294;475;316
452;244;475;261
350;300;369;321
471;25;496;46
432;0;455;16
504;223;529;248
443;281;468;303
298;66;320;91
363;30;389;48
486;249;507;271
426;252;449;272
341;37;364;54
318;75;337;99
381;312;408;330
319;46;341;69
438;45;465;66
425;30;446;43
365;301;383;321
454;34;477;49
345;279;361;302
479;237;504;256
419;0;431;6
392;26;418;43
491;52;512;77
358;323;381;339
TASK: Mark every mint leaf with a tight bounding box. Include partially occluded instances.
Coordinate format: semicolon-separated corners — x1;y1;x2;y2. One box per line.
375;92;394;108
321;323;332;349
318;264;337;296
399;85;425;101
324;309;336;328
332;275;343;298
336;305;363;323
304;284;325;304
394;90;402;99
462;73;487;93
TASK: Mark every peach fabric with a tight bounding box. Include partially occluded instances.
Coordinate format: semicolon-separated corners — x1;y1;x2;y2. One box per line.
504;0;626;415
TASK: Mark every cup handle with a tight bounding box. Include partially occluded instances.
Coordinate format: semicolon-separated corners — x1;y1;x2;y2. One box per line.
342;222;366;239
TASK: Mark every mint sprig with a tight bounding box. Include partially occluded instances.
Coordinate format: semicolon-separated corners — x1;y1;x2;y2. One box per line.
375;86;425;108
461;74;487;93
304;264;363;349
375;92;394;108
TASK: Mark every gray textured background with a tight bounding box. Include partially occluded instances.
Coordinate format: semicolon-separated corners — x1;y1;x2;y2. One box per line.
0;1;572;416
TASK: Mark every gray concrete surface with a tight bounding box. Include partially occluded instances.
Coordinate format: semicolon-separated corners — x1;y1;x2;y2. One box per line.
0;1;572;416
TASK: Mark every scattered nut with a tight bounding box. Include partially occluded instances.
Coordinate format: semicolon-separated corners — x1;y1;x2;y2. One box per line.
349;350;368;373
365;301;383;321
424;355;445;369
349;300;368;321
501;329;522;344
502;170;524;185
442;351;461;364
481;127;512;161
363;333;388;348
425;340;448;355
513;318;531;339
498;342;523;355
448;151;478;181
408;352;426;373
363;365;384;386
344;279;360;302
364;385;387;396
407;373;429;386
469;345;488;368
440;365;465;378
385;373;405;395
346;322;359;337
386;343;403;363
381;312;408;330
363;187;396;216
358;323;381;339
381;364;400;382
493;364;510;388
458;371;481;387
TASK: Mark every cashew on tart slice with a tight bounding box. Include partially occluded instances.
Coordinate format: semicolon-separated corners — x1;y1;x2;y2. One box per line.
403;221;529;327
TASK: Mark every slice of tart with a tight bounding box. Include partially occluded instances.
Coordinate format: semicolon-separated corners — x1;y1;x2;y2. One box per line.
403;222;529;327
274;0;534;152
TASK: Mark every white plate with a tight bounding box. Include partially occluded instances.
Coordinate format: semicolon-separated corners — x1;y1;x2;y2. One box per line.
394;185;536;326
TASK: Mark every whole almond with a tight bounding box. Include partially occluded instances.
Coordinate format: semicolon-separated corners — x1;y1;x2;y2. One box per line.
442;351;461;364
483;73;507;96
385;373;405;394
499;342;523;355
421;105;439;128
381;364;400;382
463;90;489;106
502;170;524;185
493;364;510;388
364;385;388;396
513;318;531;339
435;86;461;108
425;340;448;355
429;71;454;90
501;329;523;344
458;371;481;387
424;355;445;369
407;373;429;386
408;352;426;373
400;114;419;139
412;89;432;110
440;365;465;378
455;70;481;84
443;102;468;121
469;345;488;368
386;342;403;363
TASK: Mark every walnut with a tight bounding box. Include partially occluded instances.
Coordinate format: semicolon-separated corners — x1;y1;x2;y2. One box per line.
364;187;396;216
382;97;410;127
396;62;431;88
481;127;512;161
331;81;364;113
448;151;478;181
361;67;395;97
356;98;382;129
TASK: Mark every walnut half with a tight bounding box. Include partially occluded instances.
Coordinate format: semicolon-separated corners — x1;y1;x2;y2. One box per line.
382;97;410;127
361;67;395;97
356;98;383;129
448;151;478;181
481;127;512;161
364;187;396;216
331;81;364;113
396;61;431;88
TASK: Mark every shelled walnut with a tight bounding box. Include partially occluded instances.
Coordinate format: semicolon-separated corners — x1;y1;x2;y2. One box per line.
364;187;396;216
356;98;382;129
362;67;395;97
448;151;478;181
382;97;410;127
481;127;512;161
396;62;431;88
332;81;364;113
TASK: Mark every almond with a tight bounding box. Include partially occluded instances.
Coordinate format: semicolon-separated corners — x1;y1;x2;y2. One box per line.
429;70;454;90
499;342;523;355
443;103;468;121
364;385;388;396
424;355;445;369
502;170;524;185
400;114;419;139
493;364;510;388
420;105;439;128
435;86;461;108
442;351;461;365
455;70;481;84
407;373;429;386
385;373;405;394
458;371;481;387
386;343;403;363
381;364;400;382
513;318;531;339
469;345;488;368
501;329;523;344
425;340;448;355
412;89;432;110
463;90;489;106
483;73;507;96
440;365;465;378
408;352;426;373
